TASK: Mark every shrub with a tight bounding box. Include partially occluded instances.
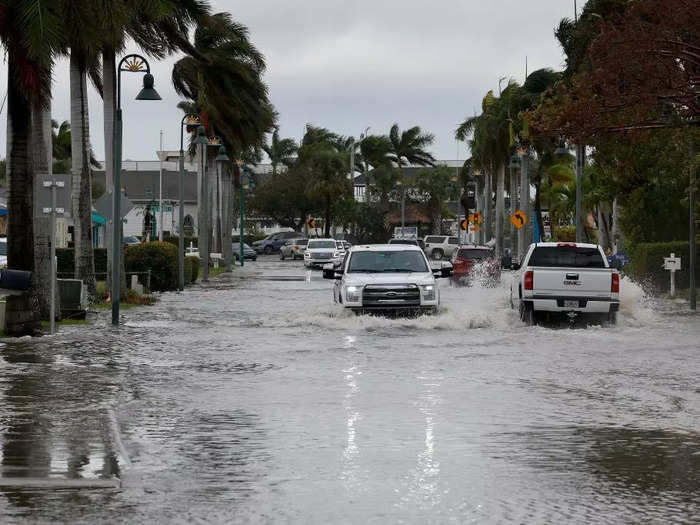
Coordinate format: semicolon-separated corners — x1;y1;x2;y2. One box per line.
626;241;700;294
164;235;198;253
125;242;178;291
186;256;200;283
95;281;109;300
56;248;107;277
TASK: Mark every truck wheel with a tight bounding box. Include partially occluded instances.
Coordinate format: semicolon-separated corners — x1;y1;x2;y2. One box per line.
432;249;444;260
519;302;536;326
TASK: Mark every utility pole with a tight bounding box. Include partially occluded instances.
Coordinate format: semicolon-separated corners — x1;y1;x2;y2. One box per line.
690;138;696;310
575;144;584;242
159;130;164;241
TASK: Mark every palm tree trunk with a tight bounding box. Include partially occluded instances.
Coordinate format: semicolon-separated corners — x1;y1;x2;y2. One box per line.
5;53;41;336
495;162;505;259
70;54;96;299
32;101;58;320
484;170;493;242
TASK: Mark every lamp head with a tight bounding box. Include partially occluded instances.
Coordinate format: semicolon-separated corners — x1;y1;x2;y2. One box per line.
194;125;209;145
508;154;520;169
135;73;162;101
215;145;230;162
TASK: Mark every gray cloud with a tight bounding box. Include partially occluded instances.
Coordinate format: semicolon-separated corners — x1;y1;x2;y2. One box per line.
0;0;571;162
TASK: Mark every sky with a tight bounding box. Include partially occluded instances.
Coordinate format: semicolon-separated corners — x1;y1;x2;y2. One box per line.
0;0;574;163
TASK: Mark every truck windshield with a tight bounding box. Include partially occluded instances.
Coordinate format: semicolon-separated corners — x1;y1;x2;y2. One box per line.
348;250;429;273
529;246;606;268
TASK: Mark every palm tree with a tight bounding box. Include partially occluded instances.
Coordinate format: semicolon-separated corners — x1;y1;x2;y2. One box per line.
172;11;274;268
263;128;298;175
388;124;436;173
0;0;64;335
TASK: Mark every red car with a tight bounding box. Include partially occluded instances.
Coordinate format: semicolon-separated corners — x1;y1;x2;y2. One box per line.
451;246;501;286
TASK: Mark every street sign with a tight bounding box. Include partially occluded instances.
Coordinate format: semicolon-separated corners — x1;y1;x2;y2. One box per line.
95;191;134;221
470;212;482;225
35;175;71;217
510;209;527;230
664;254;681;271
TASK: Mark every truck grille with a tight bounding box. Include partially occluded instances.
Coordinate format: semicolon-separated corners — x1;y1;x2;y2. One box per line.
312;252;333;260
362;285;421;307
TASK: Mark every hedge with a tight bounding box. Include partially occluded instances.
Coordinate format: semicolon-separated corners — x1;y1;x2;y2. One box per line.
185;256;200;283
125;241;178;291
57;248;107;277
626;241;700;294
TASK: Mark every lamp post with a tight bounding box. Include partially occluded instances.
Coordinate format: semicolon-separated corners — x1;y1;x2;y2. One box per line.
518;147;531;260
575;144;585;242
177;114;200;291
238;161;249;267
112;54;161;326
508;153;520;263
215;145;231;270
395;178;405;233
194;125;210;281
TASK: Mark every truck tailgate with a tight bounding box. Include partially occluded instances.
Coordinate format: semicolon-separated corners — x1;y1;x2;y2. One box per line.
533;267;612;298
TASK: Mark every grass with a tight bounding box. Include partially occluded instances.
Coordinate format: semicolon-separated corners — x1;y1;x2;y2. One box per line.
209;266;231;277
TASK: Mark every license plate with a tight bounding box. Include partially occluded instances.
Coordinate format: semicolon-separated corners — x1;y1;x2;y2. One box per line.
564;300;579;308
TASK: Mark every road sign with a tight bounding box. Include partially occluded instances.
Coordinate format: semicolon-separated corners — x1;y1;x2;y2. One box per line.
470;212;482;225
510;209;527;230
36;174;71;217
460;219;468;231
664;254;681;271
306;218;317;229
95;191;134;221
470;226;482;232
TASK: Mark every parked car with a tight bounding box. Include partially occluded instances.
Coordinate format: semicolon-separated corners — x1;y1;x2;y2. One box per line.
388;238;426;250
323;244;453;315
252;231;304;255
304;238;341;268
423;235;460;260
0;237;7;268
123;236;141;246
451;245;500;286
280;238;308;260
510;242;620;325
233;242;257;261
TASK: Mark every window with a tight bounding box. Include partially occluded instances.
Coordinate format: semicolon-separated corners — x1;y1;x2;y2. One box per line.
296;239;309;246
183;215;194;237
348;250;429;273
425;236;444;244
0;241;6;256
448;237;460;245
529;246;606;268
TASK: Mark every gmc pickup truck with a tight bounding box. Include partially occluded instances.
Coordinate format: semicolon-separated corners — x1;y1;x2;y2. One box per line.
511;242;620;325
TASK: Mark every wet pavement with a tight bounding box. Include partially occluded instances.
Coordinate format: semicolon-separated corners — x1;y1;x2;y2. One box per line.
1;256;699;523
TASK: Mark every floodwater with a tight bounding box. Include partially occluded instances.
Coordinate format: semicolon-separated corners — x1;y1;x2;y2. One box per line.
0;257;699;524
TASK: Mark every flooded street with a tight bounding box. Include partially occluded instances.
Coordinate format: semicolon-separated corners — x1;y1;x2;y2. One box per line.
1;257;699;523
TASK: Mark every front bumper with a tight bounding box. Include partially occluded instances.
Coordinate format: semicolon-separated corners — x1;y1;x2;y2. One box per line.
526;296;620;314
305;258;337;267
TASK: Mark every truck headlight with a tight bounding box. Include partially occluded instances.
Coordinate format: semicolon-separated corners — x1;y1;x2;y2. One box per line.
333;251;340;258
421;284;435;301
345;285;361;303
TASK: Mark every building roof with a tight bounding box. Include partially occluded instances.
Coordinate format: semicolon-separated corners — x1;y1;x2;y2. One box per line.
93;170;198;202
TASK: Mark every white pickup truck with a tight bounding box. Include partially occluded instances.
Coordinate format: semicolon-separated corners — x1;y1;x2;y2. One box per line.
323;244;453;315
511;242;620;325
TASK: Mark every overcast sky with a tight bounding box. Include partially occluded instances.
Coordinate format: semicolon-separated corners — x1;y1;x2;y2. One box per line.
0;0;574;163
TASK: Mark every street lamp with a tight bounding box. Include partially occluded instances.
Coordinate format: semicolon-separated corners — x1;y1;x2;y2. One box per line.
177;114;200;291
215;145;231;270
112;54;161;326
194;125;210;281
238;161;252;267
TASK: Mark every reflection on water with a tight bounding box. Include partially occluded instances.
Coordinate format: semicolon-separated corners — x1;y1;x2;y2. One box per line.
0;258;698;523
